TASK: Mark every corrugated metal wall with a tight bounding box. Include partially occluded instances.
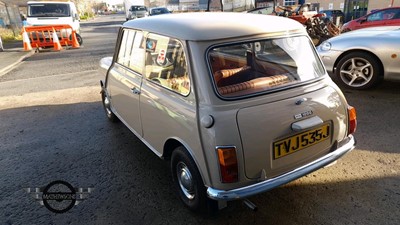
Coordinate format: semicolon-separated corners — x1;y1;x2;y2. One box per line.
0;1;22;29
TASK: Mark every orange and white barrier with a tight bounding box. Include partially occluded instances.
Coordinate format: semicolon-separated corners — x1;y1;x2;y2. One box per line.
23;24;80;51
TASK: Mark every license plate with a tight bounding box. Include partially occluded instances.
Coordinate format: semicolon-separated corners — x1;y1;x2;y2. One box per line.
273;124;331;159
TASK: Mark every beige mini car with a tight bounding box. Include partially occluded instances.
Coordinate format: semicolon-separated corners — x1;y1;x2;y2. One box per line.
99;12;357;213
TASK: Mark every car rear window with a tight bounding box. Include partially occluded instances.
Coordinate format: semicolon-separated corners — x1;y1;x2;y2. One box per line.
208;35;325;98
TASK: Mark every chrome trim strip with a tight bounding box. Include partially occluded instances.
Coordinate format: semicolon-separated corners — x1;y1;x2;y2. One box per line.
207;135;355;200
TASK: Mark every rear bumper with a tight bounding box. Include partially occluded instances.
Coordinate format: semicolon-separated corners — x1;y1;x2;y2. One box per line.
207;135;355;201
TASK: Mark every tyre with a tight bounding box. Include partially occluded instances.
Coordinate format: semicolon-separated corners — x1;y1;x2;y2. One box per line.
101;91;119;122
75;33;83;46
69;33;83;46
335;52;383;89
171;146;218;214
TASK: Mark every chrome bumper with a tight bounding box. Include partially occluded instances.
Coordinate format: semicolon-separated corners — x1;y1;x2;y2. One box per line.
207;135;355;201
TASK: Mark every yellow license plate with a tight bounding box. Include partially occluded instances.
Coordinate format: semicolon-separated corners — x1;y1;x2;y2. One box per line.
273;124;331;159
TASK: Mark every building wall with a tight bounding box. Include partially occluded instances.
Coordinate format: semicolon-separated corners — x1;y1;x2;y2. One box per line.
368;0;396;11
0;1;22;28
317;0;345;11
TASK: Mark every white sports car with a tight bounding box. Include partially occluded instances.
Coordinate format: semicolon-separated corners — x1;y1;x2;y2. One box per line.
317;26;400;89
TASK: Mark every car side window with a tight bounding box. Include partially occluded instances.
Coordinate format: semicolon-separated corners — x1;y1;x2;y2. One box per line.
117;29;145;75
367;11;383;21
144;33;190;96
390;9;400;19
368;9;398;21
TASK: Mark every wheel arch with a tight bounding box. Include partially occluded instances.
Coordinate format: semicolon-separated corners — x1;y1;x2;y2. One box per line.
162;138;183;160
333;49;384;78
163;138;209;186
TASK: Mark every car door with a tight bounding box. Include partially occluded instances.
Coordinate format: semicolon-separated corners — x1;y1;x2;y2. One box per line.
107;29;145;136
357;9;398;30
355;14;381;30
139;33;195;155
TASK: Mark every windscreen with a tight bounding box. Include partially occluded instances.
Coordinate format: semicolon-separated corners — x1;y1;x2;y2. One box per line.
28;3;71;17
131;6;147;11
208;36;325;98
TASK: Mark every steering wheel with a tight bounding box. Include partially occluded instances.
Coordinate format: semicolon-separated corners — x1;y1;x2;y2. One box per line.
156;57;173;67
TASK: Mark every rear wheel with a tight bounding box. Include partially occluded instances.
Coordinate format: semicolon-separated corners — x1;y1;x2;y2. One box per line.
335;52;383;89
171;146;217;214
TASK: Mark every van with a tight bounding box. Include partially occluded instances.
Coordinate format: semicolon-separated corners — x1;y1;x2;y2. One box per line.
26;1;82;44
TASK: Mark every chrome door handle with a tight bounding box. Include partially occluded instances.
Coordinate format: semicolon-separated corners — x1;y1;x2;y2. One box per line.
131;87;141;95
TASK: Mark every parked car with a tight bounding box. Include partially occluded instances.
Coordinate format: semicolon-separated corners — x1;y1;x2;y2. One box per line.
320;9;345;25
127;5;147;20
317;26;400;89
149;7;171;16
341;7;400;32
99;13;356;213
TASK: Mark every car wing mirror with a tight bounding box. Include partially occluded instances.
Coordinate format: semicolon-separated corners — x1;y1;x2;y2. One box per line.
358;18;367;23
100;56;113;70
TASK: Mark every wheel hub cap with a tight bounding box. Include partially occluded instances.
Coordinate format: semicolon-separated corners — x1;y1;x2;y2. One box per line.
177;162;195;200
103;96;112;115
340;57;373;87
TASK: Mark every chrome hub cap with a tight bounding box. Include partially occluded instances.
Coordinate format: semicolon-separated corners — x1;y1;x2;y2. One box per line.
176;162;195;200
103;95;112;115
339;57;373;87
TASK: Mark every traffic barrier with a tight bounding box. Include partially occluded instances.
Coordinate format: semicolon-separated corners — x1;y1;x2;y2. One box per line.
23;25;80;51
22;28;32;51
52;28;62;51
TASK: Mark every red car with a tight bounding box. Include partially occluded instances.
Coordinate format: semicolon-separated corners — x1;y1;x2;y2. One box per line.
341;7;400;32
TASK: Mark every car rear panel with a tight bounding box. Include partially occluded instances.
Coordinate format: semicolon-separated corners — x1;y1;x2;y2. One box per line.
237;85;348;179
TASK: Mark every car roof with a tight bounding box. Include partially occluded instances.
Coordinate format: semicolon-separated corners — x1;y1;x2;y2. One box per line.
332;26;400;41
123;12;306;41
368;6;400;14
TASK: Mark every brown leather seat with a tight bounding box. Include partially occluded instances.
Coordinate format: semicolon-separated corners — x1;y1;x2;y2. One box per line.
218;75;290;95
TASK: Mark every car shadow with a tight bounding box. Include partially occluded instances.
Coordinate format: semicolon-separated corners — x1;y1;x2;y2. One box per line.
0;101;398;224
341;80;400;154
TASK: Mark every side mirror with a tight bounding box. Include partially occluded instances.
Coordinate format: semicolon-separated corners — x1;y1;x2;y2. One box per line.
358;18;367;23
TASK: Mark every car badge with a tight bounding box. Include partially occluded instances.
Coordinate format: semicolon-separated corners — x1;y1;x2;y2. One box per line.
294;110;313;119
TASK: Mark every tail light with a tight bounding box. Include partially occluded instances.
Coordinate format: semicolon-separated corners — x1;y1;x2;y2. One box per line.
348;106;357;135
217;147;238;183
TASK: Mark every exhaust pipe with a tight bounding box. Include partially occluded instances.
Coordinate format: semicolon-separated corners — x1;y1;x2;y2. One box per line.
243;198;257;212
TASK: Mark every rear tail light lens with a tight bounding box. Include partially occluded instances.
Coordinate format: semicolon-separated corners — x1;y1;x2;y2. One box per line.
348;106;357;135
217;147;238;183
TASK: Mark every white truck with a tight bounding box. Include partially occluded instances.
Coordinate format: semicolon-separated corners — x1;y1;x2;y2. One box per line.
26;0;82;44
123;0;147;21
